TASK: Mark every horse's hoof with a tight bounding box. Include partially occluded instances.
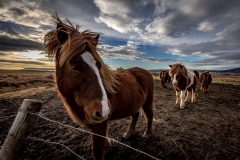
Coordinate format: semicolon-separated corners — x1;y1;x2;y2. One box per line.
105;139;111;150
180;106;184;109
143;128;153;137
143;131;153;137
123;132;134;139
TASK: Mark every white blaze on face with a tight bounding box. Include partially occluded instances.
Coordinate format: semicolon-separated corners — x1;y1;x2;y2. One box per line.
81;51;110;117
172;73;178;85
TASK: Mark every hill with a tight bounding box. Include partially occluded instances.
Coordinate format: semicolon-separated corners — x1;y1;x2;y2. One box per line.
149;67;240;73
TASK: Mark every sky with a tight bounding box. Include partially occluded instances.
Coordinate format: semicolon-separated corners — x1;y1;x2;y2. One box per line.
0;0;240;71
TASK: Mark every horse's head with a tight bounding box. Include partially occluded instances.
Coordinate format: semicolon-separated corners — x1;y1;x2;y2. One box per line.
169;64;187;85
45;19;114;125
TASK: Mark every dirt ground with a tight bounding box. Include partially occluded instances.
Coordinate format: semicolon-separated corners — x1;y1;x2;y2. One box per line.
0;71;240;160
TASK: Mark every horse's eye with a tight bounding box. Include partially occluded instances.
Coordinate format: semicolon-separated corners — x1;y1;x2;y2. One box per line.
72;66;80;71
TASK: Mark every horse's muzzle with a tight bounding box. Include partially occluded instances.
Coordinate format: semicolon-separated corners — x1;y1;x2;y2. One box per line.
172;80;178;85
91;111;108;123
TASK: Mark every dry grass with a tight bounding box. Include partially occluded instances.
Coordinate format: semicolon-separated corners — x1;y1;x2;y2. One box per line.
211;73;240;85
0;70;55;98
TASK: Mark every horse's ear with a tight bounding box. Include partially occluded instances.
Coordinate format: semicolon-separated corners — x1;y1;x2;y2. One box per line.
90;34;100;47
169;65;172;68
57;24;68;44
93;34;100;41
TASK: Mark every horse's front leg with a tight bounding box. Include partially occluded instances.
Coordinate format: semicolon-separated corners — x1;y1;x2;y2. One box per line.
184;90;192;102
123;111;139;139
180;90;186;108
191;88;195;102
91;122;110;160
175;90;180;104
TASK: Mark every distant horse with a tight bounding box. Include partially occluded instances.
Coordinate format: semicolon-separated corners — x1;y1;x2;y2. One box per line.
169;64;199;108
199;71;212;93
44;16;154;160
159;70;170;88
116;67;124;72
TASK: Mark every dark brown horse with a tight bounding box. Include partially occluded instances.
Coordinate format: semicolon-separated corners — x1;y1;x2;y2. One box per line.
169;64;199;108
44;16;154;160
199;71;212;93
159;70;170;88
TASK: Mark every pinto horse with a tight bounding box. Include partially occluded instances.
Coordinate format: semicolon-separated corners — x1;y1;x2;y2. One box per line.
44;16;154;160
169;64;199;108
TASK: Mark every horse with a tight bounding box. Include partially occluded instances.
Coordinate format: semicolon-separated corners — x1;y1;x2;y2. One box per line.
159;70;170;88
116;67;124;72
169;64;199;108
44;16;154;160
199;71;212;93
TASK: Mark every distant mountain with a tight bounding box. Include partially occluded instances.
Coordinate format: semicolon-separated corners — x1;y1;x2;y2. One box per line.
23;68;55;71
148;67;240;73
219;67;240;73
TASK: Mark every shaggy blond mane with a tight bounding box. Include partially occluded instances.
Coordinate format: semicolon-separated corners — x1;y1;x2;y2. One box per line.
44;15;119;94
169;63;188;78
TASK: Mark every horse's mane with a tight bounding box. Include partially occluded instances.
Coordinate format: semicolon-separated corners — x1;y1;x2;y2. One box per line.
169;63;188;78
44;15;119;94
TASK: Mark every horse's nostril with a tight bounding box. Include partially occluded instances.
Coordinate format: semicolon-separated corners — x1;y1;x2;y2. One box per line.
94;111;102;119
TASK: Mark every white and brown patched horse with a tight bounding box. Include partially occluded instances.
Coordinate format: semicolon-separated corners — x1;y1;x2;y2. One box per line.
169;64;199;108
44;16;154;160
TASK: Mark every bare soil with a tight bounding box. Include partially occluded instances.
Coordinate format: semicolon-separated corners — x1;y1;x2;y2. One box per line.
0;71;240;160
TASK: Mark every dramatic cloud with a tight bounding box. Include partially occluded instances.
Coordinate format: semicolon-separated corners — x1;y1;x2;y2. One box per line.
197;21;217;32
99;41;172;63
0;36;44;52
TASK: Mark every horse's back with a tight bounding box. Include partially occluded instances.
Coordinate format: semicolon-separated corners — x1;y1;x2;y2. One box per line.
109;67;154;119
126;67;154;94
187;70;198;89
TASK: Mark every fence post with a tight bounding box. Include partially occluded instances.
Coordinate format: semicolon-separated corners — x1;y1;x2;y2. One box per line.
0;99;43;160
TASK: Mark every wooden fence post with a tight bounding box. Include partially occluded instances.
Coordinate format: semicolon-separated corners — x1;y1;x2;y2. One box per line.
0;99;43;160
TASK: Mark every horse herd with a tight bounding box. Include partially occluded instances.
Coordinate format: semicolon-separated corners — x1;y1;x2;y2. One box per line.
160;65;212;108
45;16;212;160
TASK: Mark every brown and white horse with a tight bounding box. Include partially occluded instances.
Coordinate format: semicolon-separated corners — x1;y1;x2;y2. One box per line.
169;64;199;108
44;16;154;160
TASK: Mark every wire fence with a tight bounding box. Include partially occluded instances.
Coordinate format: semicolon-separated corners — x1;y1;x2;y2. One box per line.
20;111;159;160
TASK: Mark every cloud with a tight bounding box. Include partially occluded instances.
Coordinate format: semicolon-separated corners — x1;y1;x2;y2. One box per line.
157;24;240;68
0;58;45;65
0;36;44;52
197;21;217;32
94;0;156;34
99;41;172;62
0;51;54;70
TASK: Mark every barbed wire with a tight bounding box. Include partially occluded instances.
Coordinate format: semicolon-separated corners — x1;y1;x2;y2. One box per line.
24;111;159;160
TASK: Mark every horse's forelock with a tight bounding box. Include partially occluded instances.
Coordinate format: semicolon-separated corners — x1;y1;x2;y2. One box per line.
170;64;188;77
